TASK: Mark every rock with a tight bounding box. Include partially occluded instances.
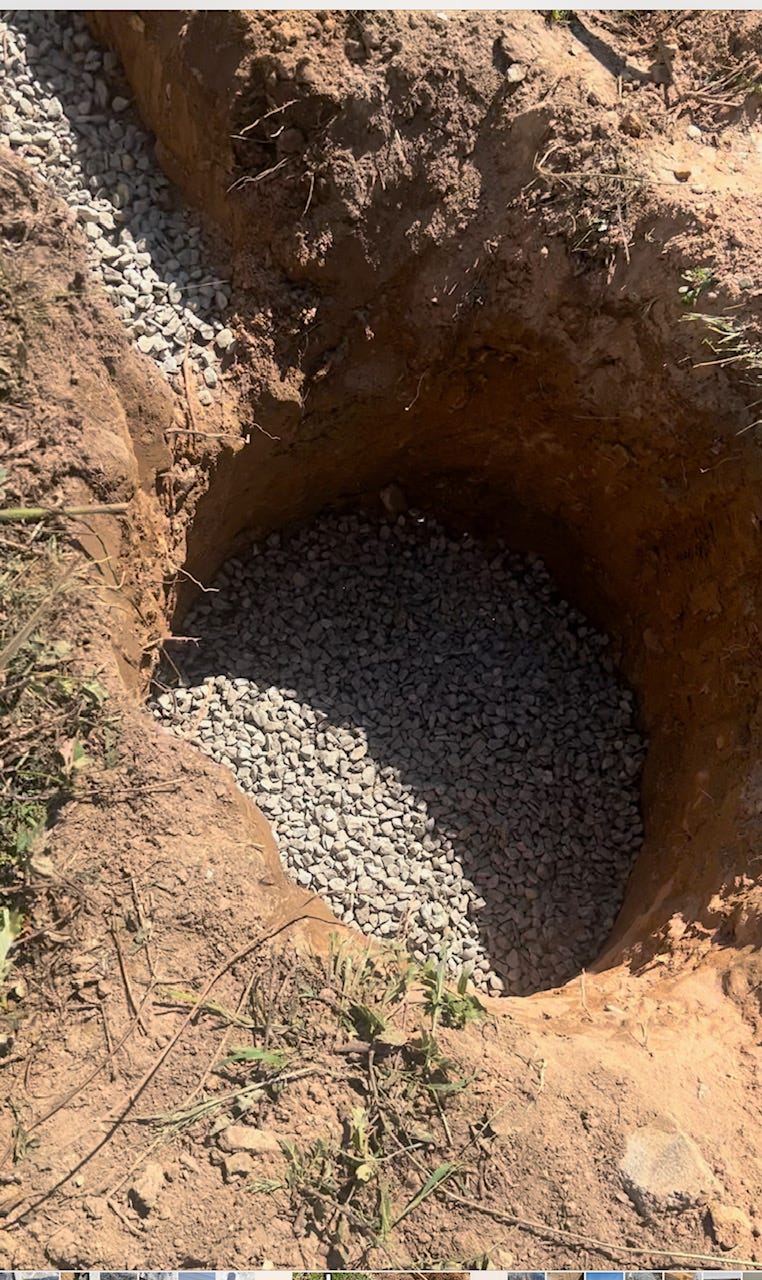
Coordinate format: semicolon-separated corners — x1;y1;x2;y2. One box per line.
707;1200;753;1250
620;1124;717;1215
488;1110;514;1139
43;1226;83;1266
216;1124;282;1155
380;482;408;516
223;1151;256;1179
506;63;527;84
214;326;235;351
128;1161;166;1216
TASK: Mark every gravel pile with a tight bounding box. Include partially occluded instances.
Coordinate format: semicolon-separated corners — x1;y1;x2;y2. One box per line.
151;510;646;995
0;9;233;401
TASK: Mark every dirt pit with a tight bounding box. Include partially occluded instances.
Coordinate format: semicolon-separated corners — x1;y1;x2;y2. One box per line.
153;507;645;997
5;8;762;1270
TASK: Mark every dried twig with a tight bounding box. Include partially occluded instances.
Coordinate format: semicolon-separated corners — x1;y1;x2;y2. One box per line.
181;345;200;435
235;98;298;137
110;924;149;1035
228;155;292;192
441;1189;759;1267
0;984;154;1167
301;170;316;218
2;900;324;1224
165;428;244;442
0;503;128;523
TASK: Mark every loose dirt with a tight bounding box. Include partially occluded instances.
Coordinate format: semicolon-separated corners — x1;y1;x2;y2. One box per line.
2;9;762;1272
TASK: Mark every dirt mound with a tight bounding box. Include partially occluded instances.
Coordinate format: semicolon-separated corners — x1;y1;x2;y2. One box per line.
2;9;762;1269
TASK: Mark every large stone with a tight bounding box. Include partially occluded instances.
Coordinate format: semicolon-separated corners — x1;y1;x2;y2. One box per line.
620;1123;717;1215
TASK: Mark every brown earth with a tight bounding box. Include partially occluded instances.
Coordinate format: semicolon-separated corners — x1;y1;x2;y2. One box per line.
2;8;762;1272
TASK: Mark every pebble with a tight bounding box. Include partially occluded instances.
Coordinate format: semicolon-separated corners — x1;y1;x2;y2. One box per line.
152;511;647;995
0;11;236;401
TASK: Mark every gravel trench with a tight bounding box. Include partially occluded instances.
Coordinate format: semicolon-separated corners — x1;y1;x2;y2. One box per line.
0;9;234;400
152;511;646;995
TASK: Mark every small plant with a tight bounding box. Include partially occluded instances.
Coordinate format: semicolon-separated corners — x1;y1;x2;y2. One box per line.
327;935;416;1040
679;266;715;307
420;951;486;1031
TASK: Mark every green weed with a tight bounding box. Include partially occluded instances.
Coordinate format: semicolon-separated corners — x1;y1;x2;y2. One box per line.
679;266;716;307
420;951;485;1031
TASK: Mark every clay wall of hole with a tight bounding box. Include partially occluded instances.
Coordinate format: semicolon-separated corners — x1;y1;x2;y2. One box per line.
170;329;762;978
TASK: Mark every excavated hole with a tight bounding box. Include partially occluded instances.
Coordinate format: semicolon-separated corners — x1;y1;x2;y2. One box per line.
154;307;762;1005
153;504;646;996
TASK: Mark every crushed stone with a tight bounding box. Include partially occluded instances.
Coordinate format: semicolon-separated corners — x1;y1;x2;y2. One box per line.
151;510;646;995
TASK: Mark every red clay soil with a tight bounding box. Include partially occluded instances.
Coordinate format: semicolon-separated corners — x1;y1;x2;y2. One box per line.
2;9;762;1271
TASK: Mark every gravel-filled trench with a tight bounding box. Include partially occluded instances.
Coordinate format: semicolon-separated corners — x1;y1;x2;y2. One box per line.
0;9;234;398
152;508;646;996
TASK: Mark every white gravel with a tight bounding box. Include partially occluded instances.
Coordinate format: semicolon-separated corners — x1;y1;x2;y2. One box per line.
0;9;234;394
151;510;646;996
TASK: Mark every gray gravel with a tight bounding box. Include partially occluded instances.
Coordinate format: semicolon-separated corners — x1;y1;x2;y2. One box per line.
151;510;646;996
0;10;234;392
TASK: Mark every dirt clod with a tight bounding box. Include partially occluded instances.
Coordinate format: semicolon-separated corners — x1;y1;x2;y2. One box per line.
222;1151;256;1179
707;1201;754;1250
128;1161;166;1217
216;1124;283;1155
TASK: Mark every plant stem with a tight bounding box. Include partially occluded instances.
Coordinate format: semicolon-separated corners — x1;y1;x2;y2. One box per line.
0;503;129;523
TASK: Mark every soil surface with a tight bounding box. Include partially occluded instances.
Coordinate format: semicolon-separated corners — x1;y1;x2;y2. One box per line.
3;9;762;1272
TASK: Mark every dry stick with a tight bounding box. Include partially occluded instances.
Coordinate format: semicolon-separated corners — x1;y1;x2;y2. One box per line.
165;428;243;442
110;924;149;1035
181;345;201;435
235;98;298;137
442;1189;758;1268
0;562;78;673
0;985;155;1169
615;200;631;264
105;896;320;1119
301;170;316;218
228;155;292;192
183;961;259;1107
129;874;157;981
3;901;320;1224
99;1001;117;1083
172;565;219;593
0;503;129;523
